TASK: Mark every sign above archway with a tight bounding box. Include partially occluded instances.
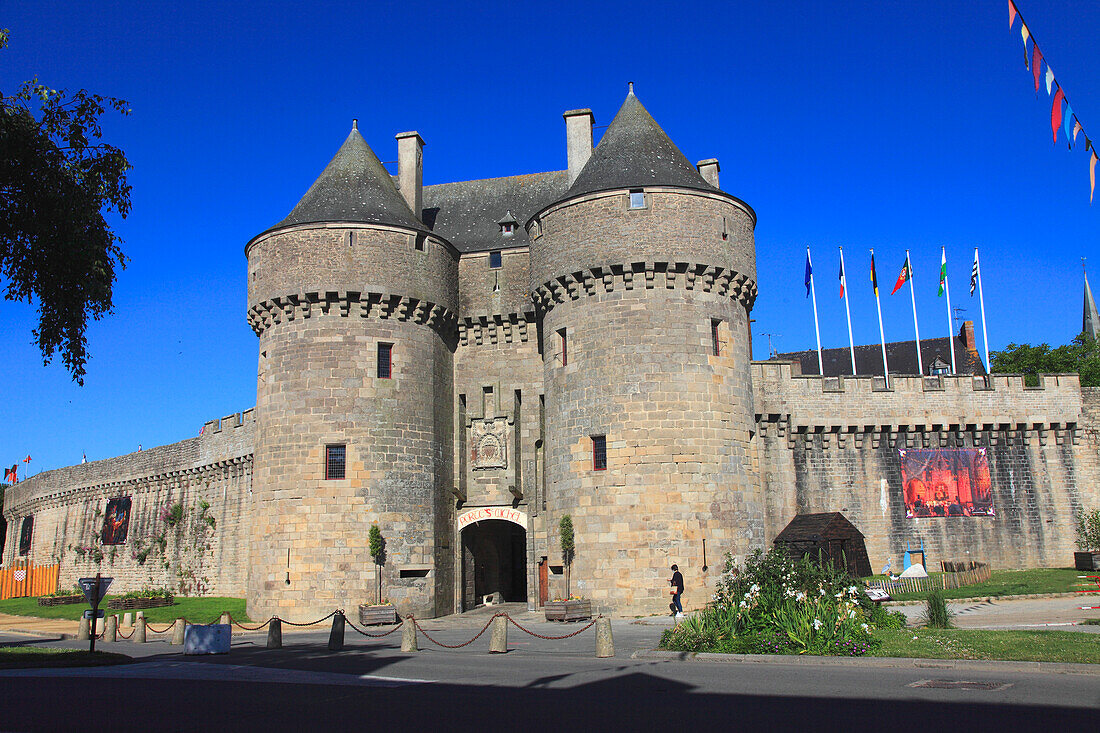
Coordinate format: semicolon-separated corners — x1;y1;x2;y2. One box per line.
457;506;528;531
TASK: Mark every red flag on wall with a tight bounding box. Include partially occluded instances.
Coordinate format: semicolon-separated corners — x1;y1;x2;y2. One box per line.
23;455;31;463
1032;44;1043;94
1052;87;1065;144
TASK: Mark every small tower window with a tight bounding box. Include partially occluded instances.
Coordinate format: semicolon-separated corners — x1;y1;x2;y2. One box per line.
489;251;502;269
592;435;607;471
558;328;568;366
378;343;393;379
497;211;518;238
415;233;426;251
629;190;646;209
711;319;722;357
325;444;346;480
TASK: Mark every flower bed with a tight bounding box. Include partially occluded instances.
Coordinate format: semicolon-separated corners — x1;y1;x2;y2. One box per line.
106;595;173;610
660;549;905;656
37;595;84;607
544;599;592;621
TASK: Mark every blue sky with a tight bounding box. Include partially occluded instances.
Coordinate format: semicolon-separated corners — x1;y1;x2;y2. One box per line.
1;1;1097;475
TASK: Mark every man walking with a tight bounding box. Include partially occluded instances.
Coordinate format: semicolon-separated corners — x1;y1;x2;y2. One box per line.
668;564;684;618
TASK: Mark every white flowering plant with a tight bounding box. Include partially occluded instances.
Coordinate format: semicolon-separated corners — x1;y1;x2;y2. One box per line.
662;549;902;655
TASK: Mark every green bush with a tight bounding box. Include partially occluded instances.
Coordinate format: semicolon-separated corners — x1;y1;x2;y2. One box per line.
1076;509;1100;551
922;590;954;629
659;549;881;656
117;587;173;601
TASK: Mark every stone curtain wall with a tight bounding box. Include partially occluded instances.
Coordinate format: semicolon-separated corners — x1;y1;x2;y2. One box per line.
755;361;1098;571
2;412;254;596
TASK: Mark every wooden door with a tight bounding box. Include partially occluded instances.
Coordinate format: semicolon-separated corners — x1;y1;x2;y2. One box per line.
538;557;548;607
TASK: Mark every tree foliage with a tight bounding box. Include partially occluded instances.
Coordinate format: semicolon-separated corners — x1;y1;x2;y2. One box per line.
989;332;1099;387
0;29;131;384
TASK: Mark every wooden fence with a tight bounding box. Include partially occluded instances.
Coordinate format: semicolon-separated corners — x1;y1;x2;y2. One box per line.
0;561;60;601
867;561;990;596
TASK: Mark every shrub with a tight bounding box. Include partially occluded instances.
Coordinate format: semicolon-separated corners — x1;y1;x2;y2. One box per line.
1076;509;1100;551
922;589;954;629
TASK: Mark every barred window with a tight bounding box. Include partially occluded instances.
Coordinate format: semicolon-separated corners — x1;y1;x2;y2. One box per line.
592;435;606;471
378;343;393;379
325;445;346;480
711;319;722;357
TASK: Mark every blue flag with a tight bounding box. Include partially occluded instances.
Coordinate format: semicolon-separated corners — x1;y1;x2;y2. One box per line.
804;252;812;297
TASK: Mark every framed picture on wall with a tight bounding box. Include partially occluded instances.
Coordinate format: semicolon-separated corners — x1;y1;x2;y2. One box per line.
101;496;132;545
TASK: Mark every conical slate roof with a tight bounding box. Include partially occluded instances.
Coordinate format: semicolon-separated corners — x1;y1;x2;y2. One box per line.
1085;270;1099;340
564;89;717;200
270;122;423;233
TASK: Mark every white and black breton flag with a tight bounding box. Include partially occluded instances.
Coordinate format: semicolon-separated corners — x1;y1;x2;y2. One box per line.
970;250;979;296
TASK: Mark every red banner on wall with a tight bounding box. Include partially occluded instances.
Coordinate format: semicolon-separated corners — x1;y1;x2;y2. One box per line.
900;448;995;518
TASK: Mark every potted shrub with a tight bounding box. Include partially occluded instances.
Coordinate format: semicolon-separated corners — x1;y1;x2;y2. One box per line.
545;515;591;621
359;524;397;625
1075;509;1100;571
37;584;85;607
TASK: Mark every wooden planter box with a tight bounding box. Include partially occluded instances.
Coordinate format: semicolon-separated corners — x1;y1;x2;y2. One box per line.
38;595;84;607
1075;552;1100;571
107;596;174;610
359;604;398;625
544;600;592;622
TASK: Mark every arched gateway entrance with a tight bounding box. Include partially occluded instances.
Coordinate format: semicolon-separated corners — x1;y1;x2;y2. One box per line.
458;509;528;610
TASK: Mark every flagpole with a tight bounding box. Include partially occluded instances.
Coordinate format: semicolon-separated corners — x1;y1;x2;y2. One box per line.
943;246;957;373
906;250;924;375
808;247;823;375
976;247;990;370
840;246;856;374
872;248;889;380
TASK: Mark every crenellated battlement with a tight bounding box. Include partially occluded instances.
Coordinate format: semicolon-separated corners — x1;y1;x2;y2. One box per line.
752;360;1082;435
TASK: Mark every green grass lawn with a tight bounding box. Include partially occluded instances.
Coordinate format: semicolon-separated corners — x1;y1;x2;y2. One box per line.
0;647;132;669
876;567;1089;602
0;596;249;624
876;628;1100;664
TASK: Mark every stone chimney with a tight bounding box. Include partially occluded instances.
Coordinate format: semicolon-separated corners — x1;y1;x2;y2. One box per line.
563;109;594;185
697;159;720;188
395;131;425;218
960;320;975;349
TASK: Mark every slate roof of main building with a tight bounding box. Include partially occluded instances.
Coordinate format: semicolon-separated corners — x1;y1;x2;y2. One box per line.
775;324;986;377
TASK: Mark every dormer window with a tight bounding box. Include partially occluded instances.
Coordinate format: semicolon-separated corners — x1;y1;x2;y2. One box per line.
497;211;518;238
629;190;646;209
929;358;951;376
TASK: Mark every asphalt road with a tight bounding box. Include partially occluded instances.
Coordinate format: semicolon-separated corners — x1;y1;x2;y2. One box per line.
1;614;1097;732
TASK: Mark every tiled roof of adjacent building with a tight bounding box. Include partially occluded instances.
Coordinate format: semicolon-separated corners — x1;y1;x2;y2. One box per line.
423;171;568;253
775;322;986;377
258;123;425;238
562;89;717;201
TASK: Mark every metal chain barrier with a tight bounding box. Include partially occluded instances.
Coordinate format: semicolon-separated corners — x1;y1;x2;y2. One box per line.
145;622;174;633
232;618;273;631
345;616;403;638
116;626;134;640
505;613;600;640
279;609;339;627
411;613;502;649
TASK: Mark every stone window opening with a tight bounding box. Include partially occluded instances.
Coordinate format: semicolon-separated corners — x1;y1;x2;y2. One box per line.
483;385;494;418
629;189;646;209
721;216;729;240
377;342;393;379
489;250;502;269
557;328;568;366
325;444;346;480
711;319;722;357
592;435;607;471
415;233;426;251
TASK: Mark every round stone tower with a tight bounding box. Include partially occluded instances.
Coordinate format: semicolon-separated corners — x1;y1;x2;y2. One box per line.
528;90;760;615
245;123;457;621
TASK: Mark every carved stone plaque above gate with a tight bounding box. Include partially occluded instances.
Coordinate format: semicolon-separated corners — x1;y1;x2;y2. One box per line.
471;417;508;470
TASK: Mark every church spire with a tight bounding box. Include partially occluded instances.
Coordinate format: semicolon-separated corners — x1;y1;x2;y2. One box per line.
1085;258;1099;340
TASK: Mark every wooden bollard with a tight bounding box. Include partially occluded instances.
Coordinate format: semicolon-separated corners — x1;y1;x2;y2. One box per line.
135;617;147;643
76;616;91;640
171;618;186;645
104;615;118;643
488;615;508;653
595;616;614;658
327;612;345;651
219;612;231;626
401;617;418;652
267;618;282;648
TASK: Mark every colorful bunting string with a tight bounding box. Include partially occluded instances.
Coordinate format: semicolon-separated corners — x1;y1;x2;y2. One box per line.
1008;1;1096;202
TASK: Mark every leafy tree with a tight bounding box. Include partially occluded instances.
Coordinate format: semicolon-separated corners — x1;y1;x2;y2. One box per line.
1;29;132;384
990;332;1099;387
559;514;575;598
368;524;386;604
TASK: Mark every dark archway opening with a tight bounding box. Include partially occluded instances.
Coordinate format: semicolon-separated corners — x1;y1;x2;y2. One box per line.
461;520;527;610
